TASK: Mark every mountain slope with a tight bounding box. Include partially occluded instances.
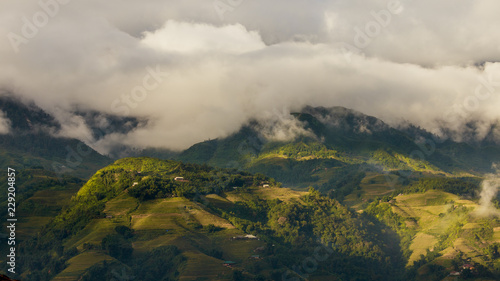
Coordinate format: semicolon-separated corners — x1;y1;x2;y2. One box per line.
367;188;500;281
178;106;499;190
13;157;410;281
0;96;111;178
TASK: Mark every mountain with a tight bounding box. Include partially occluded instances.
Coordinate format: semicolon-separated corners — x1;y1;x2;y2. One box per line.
0;96;112;248
0;96;111;178
10;157;410;281
1;104;500;280
178;106;499;188
5;157;500;281
0;95;180;172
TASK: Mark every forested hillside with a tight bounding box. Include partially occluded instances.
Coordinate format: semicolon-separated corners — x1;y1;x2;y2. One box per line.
7;158;411;281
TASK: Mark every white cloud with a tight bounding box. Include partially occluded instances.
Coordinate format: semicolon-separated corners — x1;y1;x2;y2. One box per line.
0;0;500;153
0;110;11;134
141;21;265;54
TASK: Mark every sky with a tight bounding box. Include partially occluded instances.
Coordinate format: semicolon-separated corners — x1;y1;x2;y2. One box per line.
1;0;500;153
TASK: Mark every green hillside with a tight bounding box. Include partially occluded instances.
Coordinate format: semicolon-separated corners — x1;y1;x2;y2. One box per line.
0;96;111;178
1;156;499;281
367;189;500;281
1;104;499;281
178;107;499;195
9;157;414;281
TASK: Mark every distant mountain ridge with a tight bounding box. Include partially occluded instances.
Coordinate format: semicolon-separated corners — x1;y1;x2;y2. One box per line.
0;95;111;178
1;95;498;181
178;105;500;188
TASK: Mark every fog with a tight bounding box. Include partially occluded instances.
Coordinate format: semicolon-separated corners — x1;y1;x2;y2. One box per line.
476;165;500;217
1;0;500;153
0;111;10;134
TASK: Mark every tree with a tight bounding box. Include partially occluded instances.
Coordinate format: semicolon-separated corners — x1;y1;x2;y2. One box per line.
232;270;243;281
101;234;133;261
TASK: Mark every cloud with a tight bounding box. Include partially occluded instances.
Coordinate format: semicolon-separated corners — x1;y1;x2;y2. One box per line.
475;177;500;217
0;110;11;134
475;164;500;217
49;109;96;142
253;107;315;142
0;1;500;153
141;20;265;54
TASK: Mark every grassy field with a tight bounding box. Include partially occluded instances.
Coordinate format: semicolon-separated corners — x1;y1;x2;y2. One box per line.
386;189;500;281
56;189;271;280
16;184;81;240
53;252;115;281
391;191;472;264
103;192;139;217
16;216;53;241
224;186;306;204
22;186;80;216
178;251;232;281
252;186;307;201
344;172;400;210
64;219;123;250
409;233;438;264
205;194;233;209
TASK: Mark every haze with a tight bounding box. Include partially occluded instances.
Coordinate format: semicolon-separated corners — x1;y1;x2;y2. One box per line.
1;0;500;153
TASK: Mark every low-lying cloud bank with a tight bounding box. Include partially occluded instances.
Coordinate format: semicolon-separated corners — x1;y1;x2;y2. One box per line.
1;0;500;153
476;165;500;217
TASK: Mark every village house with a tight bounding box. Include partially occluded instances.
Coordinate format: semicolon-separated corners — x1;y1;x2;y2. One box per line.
174;176;190;182
462;264;475;270
232;234;258;240
222;261;236;268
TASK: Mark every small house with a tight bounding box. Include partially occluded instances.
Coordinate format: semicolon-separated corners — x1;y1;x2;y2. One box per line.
223;261;236;268
463;264;475;270
233;234;257;240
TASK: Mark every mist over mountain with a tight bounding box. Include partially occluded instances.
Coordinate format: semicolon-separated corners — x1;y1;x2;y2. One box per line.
1;93;498;178
2;1;500;154
0;95;111;177
179;105;500;177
